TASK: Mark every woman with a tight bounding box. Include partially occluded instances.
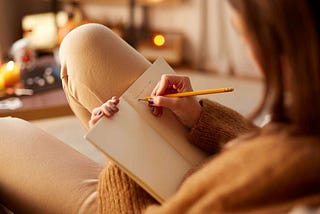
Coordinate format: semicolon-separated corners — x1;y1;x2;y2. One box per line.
91;1;320;213
1;0;320;213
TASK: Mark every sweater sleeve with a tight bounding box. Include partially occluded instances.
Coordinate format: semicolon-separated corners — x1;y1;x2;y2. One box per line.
98;162;158;214
188;99;255;154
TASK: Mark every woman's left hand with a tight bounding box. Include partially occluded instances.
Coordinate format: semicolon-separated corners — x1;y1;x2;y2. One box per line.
89;96;120;128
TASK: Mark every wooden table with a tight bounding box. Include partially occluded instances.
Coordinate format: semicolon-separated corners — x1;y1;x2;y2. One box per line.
0;88;73;121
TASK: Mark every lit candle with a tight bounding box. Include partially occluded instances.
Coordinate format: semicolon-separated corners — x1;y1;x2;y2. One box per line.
0;61;21;87
0;73;5;91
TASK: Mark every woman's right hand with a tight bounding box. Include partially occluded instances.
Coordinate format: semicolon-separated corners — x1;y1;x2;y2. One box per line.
89;96;120;128
149;74;202;128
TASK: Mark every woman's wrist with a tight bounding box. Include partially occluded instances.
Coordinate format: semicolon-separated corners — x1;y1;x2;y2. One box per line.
186;100;202;128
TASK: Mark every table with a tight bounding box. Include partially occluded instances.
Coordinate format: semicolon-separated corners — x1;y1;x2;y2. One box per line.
0;88;73;121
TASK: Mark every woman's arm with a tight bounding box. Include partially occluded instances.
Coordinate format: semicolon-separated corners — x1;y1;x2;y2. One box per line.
149;74;258;154
188;99;257;154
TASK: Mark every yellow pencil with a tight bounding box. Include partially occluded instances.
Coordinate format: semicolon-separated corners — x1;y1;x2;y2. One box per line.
138;87;234;102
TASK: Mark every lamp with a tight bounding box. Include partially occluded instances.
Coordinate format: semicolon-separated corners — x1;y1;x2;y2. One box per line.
134;0;184;65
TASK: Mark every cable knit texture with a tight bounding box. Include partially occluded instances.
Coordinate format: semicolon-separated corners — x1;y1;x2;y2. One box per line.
98;163;157;214
98;100;320;213
188;99;254;154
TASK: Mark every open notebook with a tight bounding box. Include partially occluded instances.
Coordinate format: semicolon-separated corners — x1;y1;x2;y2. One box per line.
84;57;208;203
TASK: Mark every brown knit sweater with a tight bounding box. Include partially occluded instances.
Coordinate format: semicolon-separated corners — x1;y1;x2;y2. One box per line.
98;99;320;213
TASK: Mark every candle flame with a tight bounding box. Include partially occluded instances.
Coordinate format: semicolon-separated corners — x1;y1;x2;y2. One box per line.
6;61;15;71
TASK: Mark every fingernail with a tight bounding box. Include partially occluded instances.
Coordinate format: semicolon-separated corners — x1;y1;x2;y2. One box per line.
148;98;154;105
106;107;113;113
111;106;117;112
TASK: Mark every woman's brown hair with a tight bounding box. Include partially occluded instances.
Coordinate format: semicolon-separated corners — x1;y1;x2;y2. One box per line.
228;0;320;135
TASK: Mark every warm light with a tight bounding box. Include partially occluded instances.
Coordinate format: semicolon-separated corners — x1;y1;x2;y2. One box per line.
153;34;166;47
6;61;15;71
0;61;20;87
0;74;4;91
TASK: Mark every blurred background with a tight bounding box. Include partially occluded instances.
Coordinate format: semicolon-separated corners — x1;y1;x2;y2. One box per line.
0;0;264;165
0;0;260;76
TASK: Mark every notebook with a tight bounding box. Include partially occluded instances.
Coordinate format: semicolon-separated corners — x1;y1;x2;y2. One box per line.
84;57;208;203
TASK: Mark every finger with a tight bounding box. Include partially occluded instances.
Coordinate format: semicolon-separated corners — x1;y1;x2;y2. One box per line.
157;74;188;95
101;107;112;117
151;81;161;96
148;98;163;117
91;108;103;119
92;107;101;115
106;98;120;108
89;111;104;128
111;96;120;105
152;96;181;110
89;119;95;129
152;106;163;117
101;105;119;117
92;114;102;124
156;74;171;95
102;101;115;111
90;115;101;126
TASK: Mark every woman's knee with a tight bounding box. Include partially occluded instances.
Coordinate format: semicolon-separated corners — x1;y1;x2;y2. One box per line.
59;23;150;95
59;23;114;95
59;23;116;78
0;117;32;140
0;117;52;155
59;23;151;113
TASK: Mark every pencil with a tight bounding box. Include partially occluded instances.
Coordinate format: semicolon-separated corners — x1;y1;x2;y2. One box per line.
138;87;234;102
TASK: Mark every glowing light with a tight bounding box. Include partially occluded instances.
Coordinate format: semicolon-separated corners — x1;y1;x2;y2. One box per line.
153;34;166;47
6;61;15;71
0;61;20;87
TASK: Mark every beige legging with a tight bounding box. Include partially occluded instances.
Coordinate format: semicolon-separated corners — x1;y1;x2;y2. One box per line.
0;23;151;213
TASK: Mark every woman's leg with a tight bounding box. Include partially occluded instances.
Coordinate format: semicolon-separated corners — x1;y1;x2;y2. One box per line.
59;23;151;129
0;24;150;213
0;117;103;213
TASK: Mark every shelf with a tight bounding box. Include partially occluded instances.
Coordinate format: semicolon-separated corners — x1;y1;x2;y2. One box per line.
57;0;127;4
0;88;73;121
55;0;184;6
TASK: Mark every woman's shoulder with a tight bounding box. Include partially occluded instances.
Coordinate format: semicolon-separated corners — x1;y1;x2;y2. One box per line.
178;124;320;213
225;122;320;149
203;122;320;182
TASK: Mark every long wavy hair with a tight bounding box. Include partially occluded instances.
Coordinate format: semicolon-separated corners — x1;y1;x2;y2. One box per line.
228;0;320;135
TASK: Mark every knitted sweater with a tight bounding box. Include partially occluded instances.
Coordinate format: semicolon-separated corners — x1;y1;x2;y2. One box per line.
98;99;320;213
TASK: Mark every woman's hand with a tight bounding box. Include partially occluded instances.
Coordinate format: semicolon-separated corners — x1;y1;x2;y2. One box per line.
149;74;202;128
89;96;120;128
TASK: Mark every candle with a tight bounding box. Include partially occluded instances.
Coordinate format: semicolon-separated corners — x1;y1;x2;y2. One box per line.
0;61;21;87
0;73;5;91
